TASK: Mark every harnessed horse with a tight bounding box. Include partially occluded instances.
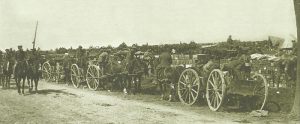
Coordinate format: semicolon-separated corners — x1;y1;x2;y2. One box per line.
27;59;41;93
14;60;27;94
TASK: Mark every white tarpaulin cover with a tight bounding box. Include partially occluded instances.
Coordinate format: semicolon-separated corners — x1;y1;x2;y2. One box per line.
250;53;280;61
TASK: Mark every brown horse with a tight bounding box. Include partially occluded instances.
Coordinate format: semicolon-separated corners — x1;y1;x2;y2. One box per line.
26;60;41;93
14;61;27;95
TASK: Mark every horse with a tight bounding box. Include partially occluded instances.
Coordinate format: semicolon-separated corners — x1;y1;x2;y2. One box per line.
124;54;146;95
156;65;184;101
14;60;28;95
26;60;41;93
2;60;14;88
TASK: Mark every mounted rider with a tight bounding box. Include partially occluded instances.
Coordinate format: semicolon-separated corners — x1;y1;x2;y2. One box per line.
28;48;40;65
125;45;139;74
15;46;26;63
98;49;110;74
76;45;87;69
15;45;27;74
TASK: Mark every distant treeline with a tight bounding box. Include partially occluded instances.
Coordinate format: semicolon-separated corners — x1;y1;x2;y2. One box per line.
41;40;280;58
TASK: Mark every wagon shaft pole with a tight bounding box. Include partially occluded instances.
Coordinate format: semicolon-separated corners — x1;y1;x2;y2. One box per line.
32;21;38;49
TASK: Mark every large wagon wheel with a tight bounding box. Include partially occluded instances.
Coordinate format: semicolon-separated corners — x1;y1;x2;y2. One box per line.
42;62;51;81
252;73;268;110
177;68;201;105
86;65;100;90
71;64;80;88
206;69;226;111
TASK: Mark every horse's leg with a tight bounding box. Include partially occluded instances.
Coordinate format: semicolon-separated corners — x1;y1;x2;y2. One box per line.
1;75;3;88
4;75;6;87
16;78;21;94
22;77;25;94
7;75;11;88
35;76;39;93
27;76;31;92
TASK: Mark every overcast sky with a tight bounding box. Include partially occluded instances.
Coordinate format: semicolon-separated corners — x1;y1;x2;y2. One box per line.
0;0;297;50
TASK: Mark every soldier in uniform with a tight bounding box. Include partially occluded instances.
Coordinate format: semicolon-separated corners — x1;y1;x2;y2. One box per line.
15;46;26;63
143;49;154;76
222;54;251;81
14;45;27;94
63;53;71;84
155;48;173;101
3;48;15;88
123;45;139;94
98;49;110;74
76;46;87;68
27;48;41;92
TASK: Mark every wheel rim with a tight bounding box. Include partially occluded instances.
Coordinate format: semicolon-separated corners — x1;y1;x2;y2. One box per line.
86;65;100;90
177;69;201;105
252;73;268;110
71;64;80;88
206;69;226;111
42;62;51;81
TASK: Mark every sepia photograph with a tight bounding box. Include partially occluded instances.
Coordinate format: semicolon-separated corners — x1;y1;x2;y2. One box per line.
0;0;299;123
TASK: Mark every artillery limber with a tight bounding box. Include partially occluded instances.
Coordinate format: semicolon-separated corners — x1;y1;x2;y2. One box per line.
176;52;268;111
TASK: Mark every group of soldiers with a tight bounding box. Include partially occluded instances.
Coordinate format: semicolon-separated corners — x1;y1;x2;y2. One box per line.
58;45;170;95
0;45;41;89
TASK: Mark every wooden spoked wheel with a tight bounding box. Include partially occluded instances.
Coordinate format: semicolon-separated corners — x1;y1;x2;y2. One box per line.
86;65;100;91
42;62;52;81
252;73;268;110
206;69;226;111
71;64;80;88
177;69;201;105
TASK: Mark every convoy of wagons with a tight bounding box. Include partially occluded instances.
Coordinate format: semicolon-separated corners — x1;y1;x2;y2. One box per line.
41;51;268;112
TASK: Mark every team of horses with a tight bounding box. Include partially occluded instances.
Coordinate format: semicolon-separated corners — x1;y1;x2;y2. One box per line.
1;59;41;95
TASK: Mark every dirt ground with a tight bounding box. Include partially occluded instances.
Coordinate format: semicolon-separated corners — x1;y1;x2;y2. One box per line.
0;80;299;124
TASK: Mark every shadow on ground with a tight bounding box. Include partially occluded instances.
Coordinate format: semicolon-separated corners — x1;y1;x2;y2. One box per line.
37;89;77;97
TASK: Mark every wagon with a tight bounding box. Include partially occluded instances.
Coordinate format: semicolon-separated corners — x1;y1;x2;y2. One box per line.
41;55;64;83
177;54;268;111
70;60;89;89
84;52;128;91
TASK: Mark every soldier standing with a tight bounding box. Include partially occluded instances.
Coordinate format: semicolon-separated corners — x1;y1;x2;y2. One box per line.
63;53;71;84
3;48;15;88
144;49;154;76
